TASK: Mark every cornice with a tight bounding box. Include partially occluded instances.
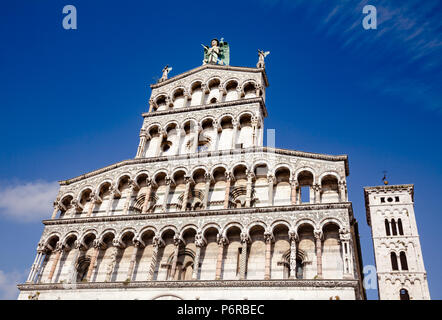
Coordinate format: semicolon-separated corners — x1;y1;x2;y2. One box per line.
142;97;268;118
42;202;354;226
150;64;269;89
59;147;349;185
17;279;359;291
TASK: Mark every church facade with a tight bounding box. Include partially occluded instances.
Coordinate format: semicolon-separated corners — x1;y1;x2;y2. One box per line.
18;44;370;300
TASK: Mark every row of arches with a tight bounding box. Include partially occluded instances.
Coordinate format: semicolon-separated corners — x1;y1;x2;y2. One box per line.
27;220;354;284
137;112;263;158
53;164;347;219
150;78;263;112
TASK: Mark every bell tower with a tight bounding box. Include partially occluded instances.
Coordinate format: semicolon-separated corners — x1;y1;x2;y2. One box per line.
364;184;430;300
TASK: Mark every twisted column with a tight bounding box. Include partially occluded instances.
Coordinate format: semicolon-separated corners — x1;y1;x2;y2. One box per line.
245;170;254;207
147;236;163;281
289;230;298;279
239;232;249;280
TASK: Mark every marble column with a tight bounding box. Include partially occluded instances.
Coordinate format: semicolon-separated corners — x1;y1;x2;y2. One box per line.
47;243;63;283
231;120;238;149
267;175;274;206
85;240;101;282
338;181;347;202
239;233;249;280
339;229;354;278
203;173;211;209
147;237;162;281
192;125;200;153
141;179;152;214
105;241;120;282
27;249;44;283
200;84;208;105
192;234;204;280
162;178;171;212
212;124;219;152
223;173;232;209
68;241;82;283
181;177;191;211
148;99;154;113
136;130;148;158
105;188;116;216
170;236;181;280
87;194;98;217
264;232;273;280
290;179;298;205
50;202;60;220
123;182;136;215
314;231;323;278
245;170;254;207
215;235;226;280
251;118;258;147
126;240;141;281
289;230;298;279
313;184;321;204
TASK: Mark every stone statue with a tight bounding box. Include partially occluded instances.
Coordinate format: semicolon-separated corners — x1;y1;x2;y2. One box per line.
257;50;270;68
159;65;172;83
202;38;229;65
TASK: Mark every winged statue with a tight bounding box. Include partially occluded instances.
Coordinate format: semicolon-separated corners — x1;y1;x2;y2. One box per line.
202;38;230;66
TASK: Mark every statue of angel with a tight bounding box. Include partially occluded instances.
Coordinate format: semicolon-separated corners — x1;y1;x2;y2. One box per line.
257;50;270;68
159;65;172;82
202;38;230;65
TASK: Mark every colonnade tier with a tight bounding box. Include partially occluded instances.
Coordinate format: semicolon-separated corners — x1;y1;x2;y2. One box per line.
28;219;356;284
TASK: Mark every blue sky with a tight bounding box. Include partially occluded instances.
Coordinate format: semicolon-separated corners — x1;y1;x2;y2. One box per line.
0;0;441;299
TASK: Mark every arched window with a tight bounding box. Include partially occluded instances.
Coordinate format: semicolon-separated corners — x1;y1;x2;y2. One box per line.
385;219;391;236
398;219;404;235
399;252;408;270
391;252;399;271
391;219;398;236
399;288;410;300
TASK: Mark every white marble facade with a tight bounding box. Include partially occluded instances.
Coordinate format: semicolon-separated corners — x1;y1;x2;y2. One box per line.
18;62;365;300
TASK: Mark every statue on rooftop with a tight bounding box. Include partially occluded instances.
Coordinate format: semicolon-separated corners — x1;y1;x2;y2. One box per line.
202;38;229;66
159;65;172;83
257;50;270;68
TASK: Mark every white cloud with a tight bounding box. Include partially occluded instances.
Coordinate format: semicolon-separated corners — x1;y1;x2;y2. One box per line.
0;181;59;222
0;269;26;300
